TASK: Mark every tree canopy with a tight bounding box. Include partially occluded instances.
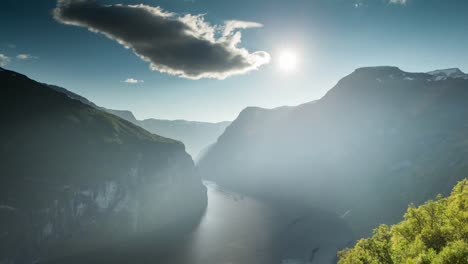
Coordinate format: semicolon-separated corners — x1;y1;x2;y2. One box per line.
338;179;468;264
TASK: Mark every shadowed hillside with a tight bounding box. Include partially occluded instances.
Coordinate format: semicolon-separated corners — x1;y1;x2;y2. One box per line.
0;67;207;264
199;66;468;236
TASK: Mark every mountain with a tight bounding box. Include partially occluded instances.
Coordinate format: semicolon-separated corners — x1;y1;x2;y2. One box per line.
137;119;231;160
427;68;468;80
104;112;231;160
0;67;207;264
47;84;100;109
105;109;139;124
48;85;138;125
198;66;468;237
47;85;230;159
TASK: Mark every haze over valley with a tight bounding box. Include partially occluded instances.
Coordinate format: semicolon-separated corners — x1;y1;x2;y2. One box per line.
1;0;468;263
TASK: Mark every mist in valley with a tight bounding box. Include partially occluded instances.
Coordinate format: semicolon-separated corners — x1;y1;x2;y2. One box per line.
1;0;468;264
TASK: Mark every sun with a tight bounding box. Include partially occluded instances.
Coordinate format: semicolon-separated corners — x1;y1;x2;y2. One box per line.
277;49;298;73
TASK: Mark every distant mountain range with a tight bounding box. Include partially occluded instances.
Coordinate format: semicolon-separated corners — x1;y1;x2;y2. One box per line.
47;85;230;159
198;66;468;236
0;67;206;263
114;115;230;161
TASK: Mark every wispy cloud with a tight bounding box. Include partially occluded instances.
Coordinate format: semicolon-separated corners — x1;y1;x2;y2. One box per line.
388;0;407;4
123;78;144;84
16;54;38;60
354;1;366;8
0;54;10;67
355;0;408;7
53;0;270;80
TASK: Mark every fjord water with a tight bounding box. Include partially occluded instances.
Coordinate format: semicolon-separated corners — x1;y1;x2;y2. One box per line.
44;181;352;264
158;181;353;264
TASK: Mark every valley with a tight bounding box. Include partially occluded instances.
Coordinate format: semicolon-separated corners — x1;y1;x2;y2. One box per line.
3;1;468;263
1;66;467;264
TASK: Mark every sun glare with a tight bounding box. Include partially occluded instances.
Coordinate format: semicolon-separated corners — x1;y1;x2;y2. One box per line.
277;50;298;73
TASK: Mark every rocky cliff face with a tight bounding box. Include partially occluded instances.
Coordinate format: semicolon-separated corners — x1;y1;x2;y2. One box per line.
0;68;206;264
198;66;468;236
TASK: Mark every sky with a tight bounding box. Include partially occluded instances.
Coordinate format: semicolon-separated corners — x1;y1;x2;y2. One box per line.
1;0;468;122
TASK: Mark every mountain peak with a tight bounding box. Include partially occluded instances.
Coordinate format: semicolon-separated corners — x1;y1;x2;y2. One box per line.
427;68;465;77
353;66;403;75
345;66;408;81
345;66;468;83
355;66;402;71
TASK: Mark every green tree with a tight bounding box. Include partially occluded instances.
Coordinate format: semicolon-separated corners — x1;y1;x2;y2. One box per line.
338;179;468;264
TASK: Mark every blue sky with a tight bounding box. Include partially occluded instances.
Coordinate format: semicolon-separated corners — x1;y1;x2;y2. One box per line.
1;0;468;122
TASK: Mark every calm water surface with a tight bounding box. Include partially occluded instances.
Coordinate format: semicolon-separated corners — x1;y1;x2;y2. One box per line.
161;181;353;264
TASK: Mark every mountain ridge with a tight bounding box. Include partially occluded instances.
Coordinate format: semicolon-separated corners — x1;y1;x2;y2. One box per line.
198;65;468;237
45;82;230;158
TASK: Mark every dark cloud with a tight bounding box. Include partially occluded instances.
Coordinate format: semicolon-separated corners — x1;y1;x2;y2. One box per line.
53;0;270;79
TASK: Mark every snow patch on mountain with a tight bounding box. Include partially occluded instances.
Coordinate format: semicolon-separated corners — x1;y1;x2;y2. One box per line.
427;68;468;80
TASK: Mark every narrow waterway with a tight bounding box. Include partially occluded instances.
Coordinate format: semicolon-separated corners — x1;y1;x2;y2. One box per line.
159;181;353;264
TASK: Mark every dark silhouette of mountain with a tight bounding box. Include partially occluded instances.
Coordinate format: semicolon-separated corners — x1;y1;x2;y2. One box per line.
47;85;230;159
102;112;231;160
0;67;207;264
47;84;100;109
105;109;139;124
198;66;468;237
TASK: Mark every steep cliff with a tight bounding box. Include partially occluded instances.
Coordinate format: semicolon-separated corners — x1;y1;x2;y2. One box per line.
0;68;207;263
